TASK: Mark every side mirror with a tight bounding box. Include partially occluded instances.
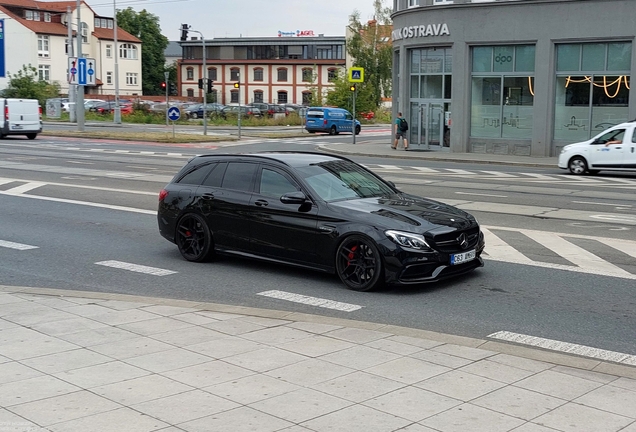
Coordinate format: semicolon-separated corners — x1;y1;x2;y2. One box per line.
280;191;308;205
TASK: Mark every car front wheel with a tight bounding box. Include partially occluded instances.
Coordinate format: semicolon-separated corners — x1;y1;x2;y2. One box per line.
176;213;213;262
335;235;384;291
355;125;361;135
329;125;337;135
568;156;588;175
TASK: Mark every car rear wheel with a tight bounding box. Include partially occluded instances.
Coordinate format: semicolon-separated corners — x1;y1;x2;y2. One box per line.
329;125;337;135
26;133;37;140
176;214;214;262
355;125;361;135
568;156;588;175
335;235;384;291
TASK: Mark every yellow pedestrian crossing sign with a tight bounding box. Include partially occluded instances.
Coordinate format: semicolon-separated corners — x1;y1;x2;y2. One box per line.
349;67;364;83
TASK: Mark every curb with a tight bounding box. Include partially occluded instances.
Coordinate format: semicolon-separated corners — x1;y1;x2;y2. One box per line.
3;285;635;379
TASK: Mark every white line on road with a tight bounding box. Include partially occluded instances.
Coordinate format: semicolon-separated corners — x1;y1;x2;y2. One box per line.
572;201;632;207
488;331;636;366
0;240;39;250
3;182;47;194
257;290;363;312
95;260;177;276
455;192;508;198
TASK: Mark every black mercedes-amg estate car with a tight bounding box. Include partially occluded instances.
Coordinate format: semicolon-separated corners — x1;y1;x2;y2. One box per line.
158;152;485;291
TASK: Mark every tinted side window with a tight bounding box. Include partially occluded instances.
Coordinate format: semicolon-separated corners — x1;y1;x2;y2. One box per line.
259;168;298;198
202;162;227;187
222;162;257;192
632;129;636;143
595;129;625;144
177;163;215;185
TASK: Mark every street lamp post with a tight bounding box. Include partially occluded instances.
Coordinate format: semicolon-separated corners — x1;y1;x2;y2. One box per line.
188;28;207;135
113;0;121;124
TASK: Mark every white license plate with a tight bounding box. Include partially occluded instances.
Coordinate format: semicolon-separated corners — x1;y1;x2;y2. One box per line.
450;249;476;265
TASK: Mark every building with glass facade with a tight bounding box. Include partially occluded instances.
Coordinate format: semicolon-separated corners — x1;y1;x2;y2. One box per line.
391;0;635;156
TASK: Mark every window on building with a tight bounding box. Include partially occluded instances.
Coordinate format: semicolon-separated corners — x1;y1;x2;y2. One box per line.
106;71;112;85
302;68;313;82
230;68;240;81
230;90;239;104
277;91;288;104
302;92;312;105
101;18;107;28
469;45;536;139
208;67;217;81
186;67;194;80
94;18;100;27
187;89;194;97
554;42;631;142
25;10;33;20
253;90;263;103
44;12;51;22
120;44;138;59
37;35;50;58
107;20;114;29
315;45;344;60
33;11;40;21
408;0;420;6
327;68;338;82
126;73;138;85
254;68;264;81
81;22;89;43
277;68;288;82
38;65;50;81
106;44;112;58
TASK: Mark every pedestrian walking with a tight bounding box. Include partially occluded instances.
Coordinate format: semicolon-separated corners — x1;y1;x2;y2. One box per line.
392;112;409;150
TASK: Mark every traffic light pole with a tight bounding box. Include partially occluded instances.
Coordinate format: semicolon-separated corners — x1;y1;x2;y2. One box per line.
76;0;85;132
352;89;356;145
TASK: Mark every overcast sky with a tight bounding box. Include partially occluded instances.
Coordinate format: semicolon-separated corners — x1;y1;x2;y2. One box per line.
84;0;381;40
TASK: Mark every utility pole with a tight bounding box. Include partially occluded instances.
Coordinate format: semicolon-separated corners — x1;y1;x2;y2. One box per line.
184;26;207;135
76;0;85;132
66;6;75;123
113;0;121;124
164;71;169;126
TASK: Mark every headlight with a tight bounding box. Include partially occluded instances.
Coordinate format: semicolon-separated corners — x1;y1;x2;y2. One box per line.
385;230;433;251
560;145;573;154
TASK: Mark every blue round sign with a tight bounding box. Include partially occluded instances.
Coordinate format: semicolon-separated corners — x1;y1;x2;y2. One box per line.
70;67;77;74
167;107;181;121
87;69;94;75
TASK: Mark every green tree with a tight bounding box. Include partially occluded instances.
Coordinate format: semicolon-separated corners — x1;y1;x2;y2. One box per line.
347;0;393;108
325;71;375;115
2;65;60;106
116;8;169;95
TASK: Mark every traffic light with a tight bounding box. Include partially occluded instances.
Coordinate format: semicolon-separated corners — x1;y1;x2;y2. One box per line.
169;82;178;96
233;82;240;89
349;84;356;92
198;78;204;90
180;24;189;42
207;80;214;94
161;81;167;91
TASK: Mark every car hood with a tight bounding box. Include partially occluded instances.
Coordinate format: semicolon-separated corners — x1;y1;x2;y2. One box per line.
327;194;477;233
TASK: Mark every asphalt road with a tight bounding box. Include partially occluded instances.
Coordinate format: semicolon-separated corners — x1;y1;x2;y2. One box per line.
2;134;636;357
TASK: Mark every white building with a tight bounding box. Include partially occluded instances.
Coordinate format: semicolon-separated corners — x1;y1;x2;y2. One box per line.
0;0;142;97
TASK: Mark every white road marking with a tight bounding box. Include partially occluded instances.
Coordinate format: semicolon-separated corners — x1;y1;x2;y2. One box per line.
95;260;177;276
572;201;632;207
377;165;404;171
597;238;636;259
0;191;156;214
446;168;474;175
480;170;517;178
488;331;636;366
412;167;440;173
455;192;508;198
481;228;533;263
3;182;47;194
0;179;14;186
0;240;39;251
67;161;94;165
257;290;363;312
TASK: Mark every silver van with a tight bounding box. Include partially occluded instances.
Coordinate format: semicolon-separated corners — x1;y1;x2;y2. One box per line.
0;98;42;139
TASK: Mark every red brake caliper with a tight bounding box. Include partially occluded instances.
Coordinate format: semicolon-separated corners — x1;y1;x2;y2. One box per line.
347;245;358;267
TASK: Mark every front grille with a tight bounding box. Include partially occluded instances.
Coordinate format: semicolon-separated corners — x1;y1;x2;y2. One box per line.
431;227;480;253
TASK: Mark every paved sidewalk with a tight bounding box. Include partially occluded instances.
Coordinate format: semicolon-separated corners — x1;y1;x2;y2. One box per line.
1;286;635;432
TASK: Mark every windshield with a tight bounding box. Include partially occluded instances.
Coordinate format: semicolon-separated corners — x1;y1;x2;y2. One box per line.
296;160;395;202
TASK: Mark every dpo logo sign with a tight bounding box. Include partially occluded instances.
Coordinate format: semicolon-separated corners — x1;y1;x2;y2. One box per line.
495;54;513;64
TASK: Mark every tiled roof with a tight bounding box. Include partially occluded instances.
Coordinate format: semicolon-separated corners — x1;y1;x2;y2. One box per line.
93;26;141;44
0;5;69;35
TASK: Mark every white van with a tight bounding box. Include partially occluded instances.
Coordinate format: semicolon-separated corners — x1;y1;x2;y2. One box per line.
558;120;636;175
0;98;43;140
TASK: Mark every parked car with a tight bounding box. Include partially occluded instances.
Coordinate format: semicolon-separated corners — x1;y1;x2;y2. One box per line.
0;98;42;139
157;153;485;291
89;101;115;114
186;103;225;119
221;105;262;119
251;103;286;118
558;119;636;175
305;107;361;135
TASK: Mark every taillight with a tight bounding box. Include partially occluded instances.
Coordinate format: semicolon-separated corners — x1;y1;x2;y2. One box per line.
38;106;42;118
158;189;169;202
4;106;8;121
323;119;327;126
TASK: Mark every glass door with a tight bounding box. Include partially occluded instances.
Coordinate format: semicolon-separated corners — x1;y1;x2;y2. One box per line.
414;102;445;150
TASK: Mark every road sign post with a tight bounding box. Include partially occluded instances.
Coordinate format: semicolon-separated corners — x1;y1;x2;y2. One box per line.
167;106;181;138
348;67;364;145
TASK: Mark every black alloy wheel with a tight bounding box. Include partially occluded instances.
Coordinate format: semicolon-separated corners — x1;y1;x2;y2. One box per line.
355;125;361;135
568;156;588;175
335;235;384;291
176;213;213;262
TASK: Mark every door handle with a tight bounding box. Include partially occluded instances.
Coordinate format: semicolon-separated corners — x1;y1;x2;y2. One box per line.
254;199;269;207
202;193;214;200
